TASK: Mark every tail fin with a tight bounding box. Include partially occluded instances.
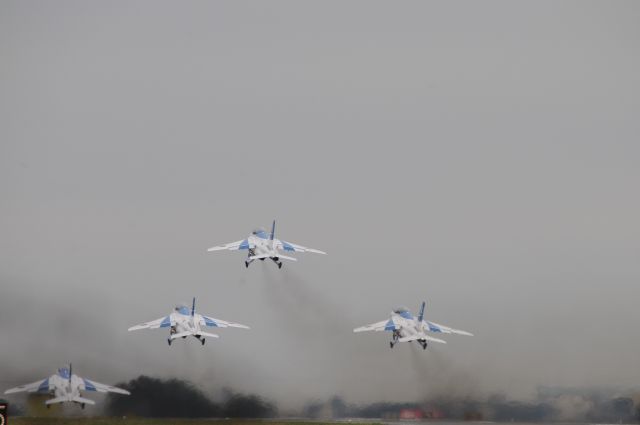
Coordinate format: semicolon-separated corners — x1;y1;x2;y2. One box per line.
418;301;426;322
191;297;196;316
270;220;276;241
69;363;72;384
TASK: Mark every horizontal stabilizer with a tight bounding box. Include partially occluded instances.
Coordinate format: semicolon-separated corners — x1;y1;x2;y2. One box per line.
169;331;193;340
72;396;96;405
45;396;69;405
249;254;271;260
196;331;220;339
399;333;447;344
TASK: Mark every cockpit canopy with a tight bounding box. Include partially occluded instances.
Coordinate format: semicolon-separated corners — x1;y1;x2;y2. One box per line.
58;367;70;379
175;304;190;315
252;228;270;239
393;307;413;319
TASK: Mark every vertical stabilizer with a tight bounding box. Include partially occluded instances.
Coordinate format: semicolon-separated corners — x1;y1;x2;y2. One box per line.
69;363;73;384
191;297;196;316
270;220;276;241
418;301;426;322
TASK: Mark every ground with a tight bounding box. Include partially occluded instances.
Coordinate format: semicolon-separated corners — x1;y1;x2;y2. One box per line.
10;419;380;425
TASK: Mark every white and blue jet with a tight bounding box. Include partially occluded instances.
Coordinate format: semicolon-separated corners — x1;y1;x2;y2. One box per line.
207;220;326;269
128;297;250;346
3;364;130;409
354;301;473;350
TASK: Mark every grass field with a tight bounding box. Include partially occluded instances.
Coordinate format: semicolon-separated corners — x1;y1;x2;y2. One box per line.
10;420;381;425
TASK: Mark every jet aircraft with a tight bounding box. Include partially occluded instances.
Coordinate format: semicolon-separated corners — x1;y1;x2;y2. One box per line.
4;364;130;408
128;297;250;345
354;301;473;349
207;220;326;268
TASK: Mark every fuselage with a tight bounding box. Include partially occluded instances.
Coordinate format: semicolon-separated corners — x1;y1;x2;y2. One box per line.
391;310;423;339
170;306;200;336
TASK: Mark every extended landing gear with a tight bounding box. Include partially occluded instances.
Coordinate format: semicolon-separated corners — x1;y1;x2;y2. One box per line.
390;330;400;349
81;403;85;410
167;338;172;346
271;257;283;269
419;340;428;350
201;338;206;346
245;261;249;268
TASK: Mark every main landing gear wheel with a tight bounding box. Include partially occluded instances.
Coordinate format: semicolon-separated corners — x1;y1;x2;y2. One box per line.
390;342;394;349
245;261;249;268
81;404;85;410
201;338;206;346
278;262;283;269
167;338;172;346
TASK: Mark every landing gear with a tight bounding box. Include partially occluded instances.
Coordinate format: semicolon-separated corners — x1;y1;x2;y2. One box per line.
272;257;283;269
201;338;206;346
167;338;172;346
390;330;400;348
245;261;249;268
419;340;428;350
81;403;85;410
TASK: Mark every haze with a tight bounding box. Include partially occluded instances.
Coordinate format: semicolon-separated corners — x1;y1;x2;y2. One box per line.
1;0;639;411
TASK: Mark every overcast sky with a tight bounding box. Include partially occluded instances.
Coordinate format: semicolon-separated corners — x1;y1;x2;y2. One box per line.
1;0;639;411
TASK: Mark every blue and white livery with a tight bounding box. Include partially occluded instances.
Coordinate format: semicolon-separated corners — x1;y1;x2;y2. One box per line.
207;220;326;269
3;364;129;409
354;301;473;350
128;297;249;346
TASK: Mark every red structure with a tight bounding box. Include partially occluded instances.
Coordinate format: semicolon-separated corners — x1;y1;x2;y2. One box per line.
399;408;424;420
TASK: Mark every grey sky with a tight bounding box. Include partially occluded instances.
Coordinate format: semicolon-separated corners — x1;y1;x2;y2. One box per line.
1;0;639;411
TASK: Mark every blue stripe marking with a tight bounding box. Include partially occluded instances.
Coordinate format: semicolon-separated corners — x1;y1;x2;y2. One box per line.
160;316;172;328
238;239;250;250
83;379;97;391
428;323;442;332
282;241;295;252
204;317;218;327
384;319;396;331
37;378;49;392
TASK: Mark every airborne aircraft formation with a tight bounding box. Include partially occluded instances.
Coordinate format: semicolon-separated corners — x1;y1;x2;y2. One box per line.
4;220;472;409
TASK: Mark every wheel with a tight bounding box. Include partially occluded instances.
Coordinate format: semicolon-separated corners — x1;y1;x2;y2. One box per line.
278;262;283;269
202;338;206;346
245;261;249;268
390;342;394;349
168;338;172;346
81;404;85;410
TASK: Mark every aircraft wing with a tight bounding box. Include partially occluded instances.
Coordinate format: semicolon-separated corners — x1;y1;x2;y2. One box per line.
398;333;447;344
354;318;397;332
207;239;252;252
276;239;326;255
423;320;473;336
4;376;53;394
79;377;130;395
128;313;175;331
199;314;250;329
